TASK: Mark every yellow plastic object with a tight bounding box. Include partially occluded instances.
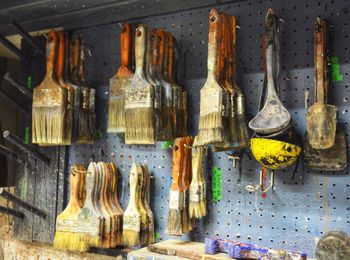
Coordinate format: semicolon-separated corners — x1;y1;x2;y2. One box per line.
251;138;302;170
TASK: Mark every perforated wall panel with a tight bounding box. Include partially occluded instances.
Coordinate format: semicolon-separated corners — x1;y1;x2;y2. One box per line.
69;0;350;257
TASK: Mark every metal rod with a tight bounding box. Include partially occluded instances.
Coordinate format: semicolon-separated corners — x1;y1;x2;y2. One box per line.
12;20;45;54
0;144;23;165
0;88;30;115
0;34;30;64
0;205;25;219
0;188;47;219
3;130;50;166
3;72;32;100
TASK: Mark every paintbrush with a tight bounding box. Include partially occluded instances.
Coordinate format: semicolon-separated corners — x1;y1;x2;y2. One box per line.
77;164;86;207
166;137;185;236
194;9;225;146
70;162;103;252
198;145;207;217
97;162;112;248
108;162;123;246
189;137;204;219
141;164;155;245
32;31;67;145
123;164;141;247
230;15;250;149
125;25;155;144
77;41;96;144
157;30;174;140
182;136;193;233
55;31;73;145
108;163;123;245
136;164;149;246
108;22;134;134
54;164;83;250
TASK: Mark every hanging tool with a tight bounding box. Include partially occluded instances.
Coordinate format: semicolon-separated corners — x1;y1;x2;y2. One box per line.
306;17;337;149
248;9;291;134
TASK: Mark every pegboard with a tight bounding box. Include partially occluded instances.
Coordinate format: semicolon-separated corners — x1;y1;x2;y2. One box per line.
67;0;350;257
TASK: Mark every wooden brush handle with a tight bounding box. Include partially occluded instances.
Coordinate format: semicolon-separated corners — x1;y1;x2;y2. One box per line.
45;31;57;80
121;22;132;67
314;17;328;104
181;137;191;191
109;163;123;213
156;30;166;81
63;32;72;84
230;15;237;83
171;138;184;192
55;31;65;84
150;29;160;79
69;165;82;205
85;162;96;210
207;8;220;80
78;39;87;86
163;32;170;82
186;136;193;185
70;37;81;84
217;12;226;88
168;35;175;83
134;25;147;75
93;162;103;216
129;164;139;210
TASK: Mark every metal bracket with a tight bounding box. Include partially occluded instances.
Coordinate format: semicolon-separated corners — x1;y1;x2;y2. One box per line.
3;130;50;166
3;72;32;100
0;205;25;219
0;34;30;64
0;144;23;165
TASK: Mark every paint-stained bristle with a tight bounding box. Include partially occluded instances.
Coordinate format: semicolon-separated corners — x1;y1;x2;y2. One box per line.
166;209;182;236
160;106;174;140
32;107;66;144
108;98;125;133
76;109;94;144
198;112;223;131
237;114;250;148
125;108;155;144
195;128;224;146
123;229;140;247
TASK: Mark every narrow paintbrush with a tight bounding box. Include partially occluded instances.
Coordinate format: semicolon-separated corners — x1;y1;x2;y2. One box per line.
123;164;141;247
136;164;149;246
198;146;207;217
166;138;184;236
108;162;124;246
182;136;193;233
77;41;96;144
54;165;83;250
194;9;225;146
189;137;203;219
78;164;86;207
32;31;67;145
92;162;105;247
56;31;73;145
125;25;155;144
97;162;112;248
141;165;155;245
108;22;134;133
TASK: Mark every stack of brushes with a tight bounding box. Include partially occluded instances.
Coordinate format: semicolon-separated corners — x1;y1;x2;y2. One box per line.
32;30;95;146
107;23;188;144
194;8;250;150
167;136;208;236
54;161;123;252
122;163;155;247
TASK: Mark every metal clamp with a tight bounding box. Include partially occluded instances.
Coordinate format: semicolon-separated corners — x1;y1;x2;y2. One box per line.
3;130;50;166
3;72;32;100
0;188;47;219
0;205;25;219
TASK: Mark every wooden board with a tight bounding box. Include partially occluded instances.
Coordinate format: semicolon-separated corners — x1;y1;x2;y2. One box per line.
128;240;233;260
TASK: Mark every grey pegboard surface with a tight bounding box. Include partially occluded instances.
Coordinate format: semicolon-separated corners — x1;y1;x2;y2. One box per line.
68;0;350;257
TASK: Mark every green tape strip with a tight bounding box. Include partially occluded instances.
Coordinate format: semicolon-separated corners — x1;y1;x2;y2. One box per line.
154;232;161;242
331;56;343;81
162;141;173;150
24;127;30;144
26;76;32;90
212;166;222;202
96;129;103;139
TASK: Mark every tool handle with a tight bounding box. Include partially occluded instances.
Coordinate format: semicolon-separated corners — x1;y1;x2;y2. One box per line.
55;31;65;84
121;22;132;67
78;39;87;86
168;35;175;83
70;37;81;84
45;31;57;79
134;25;147;75
207;8;220;80
70;166;82;205
129;164;139;210
63;32;72;83
156;30;165;81
217;12;226;88
171;138;184;191
314;17;328;104
85;163;96;209
163;32;170;82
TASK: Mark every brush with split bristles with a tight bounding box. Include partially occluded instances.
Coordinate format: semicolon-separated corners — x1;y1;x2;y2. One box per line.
141;165;155;244
125;25;155;144
166;138;185;236
136;164;149;246
32;30;67;145
123;164;141;246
